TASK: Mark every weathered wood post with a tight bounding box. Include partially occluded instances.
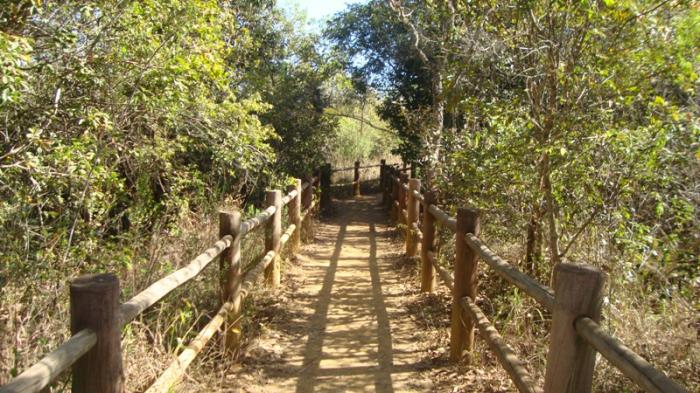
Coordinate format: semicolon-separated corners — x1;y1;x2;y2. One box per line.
302;174;314;242
391;173;400;222
410;162;416;178
450;208;480;362
287;178;302;253
219;210;242;352
406;178;421;257
386;166;396;211
320;163;331;212
380;159;386;202
353;160;361;196
398;173;408;225
420;191;437;292
544;263;605;393
265;190;282;288
70;273;124;393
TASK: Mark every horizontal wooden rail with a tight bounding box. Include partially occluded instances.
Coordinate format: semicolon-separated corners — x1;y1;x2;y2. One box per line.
575;317;688;393
2;171;321;393
145;301;235;393
0;329;97;393
461;297;542;393
331;164;382;172
427;204;457;231
120;235;233;325
380;160;689;393
464;233;555;311
427;251;453;289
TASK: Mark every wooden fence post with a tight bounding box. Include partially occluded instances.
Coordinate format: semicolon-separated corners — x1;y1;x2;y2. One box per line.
398;173;407;225
420;191;437;292
410;162;416;178
450;208;480;362
406;178;421;257
265;190;282;288
70;273;124;393
287;178;302;253
380;159;386;203
354;160;361;196
544;263;605;393
320;163;331;212
302;174;314;242
219;210;242;353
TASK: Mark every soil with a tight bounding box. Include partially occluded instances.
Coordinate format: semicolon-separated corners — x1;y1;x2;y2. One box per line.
180;194;514;392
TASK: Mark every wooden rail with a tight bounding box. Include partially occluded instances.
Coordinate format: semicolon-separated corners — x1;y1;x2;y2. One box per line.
1;175;321;393
378;163;689;393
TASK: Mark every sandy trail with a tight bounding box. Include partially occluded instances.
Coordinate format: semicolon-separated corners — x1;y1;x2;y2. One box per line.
232;194;431;392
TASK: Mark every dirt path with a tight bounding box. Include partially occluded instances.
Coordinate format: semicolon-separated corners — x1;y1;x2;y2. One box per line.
231;194;433;392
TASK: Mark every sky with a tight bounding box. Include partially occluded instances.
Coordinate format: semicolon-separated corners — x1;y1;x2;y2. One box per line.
278;0;364;26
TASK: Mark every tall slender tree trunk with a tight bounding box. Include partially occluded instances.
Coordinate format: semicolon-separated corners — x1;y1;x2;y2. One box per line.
424;70;444;189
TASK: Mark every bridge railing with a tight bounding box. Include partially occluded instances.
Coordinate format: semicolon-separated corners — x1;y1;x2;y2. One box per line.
379;163;688;393
0;175;321;393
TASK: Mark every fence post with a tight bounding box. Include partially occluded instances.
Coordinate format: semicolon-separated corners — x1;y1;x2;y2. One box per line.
219;210;242;352
544;263;605;393
398;173;407;225
320;163;331;212
265;189;282;288
302;174;314;242
380;159;386;202
450;208;480;362
288;178;302;253
410;162;416;178
420;191;437;292
70;273;124;393
406;179;421;257
354;160;361;196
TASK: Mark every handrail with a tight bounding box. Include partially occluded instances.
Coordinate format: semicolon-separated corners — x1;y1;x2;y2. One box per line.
331;164;382;172
120;235;233;325
383;165;689;393
2;172;320;393
464;233;555;311
461;297;542;393
575;317;687;393
427;251;453;289
0;330;97;393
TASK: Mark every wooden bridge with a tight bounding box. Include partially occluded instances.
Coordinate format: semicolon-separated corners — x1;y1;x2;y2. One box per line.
0;162;689;393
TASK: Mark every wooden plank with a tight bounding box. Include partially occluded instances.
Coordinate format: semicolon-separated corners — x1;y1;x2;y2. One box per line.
575;317;688;393
461;297;543;393
120;235;233;324
0;330;96;393
464;233;555;311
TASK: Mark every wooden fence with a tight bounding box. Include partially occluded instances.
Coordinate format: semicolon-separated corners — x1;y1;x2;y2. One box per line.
0;176;320;393
379;163;689;393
